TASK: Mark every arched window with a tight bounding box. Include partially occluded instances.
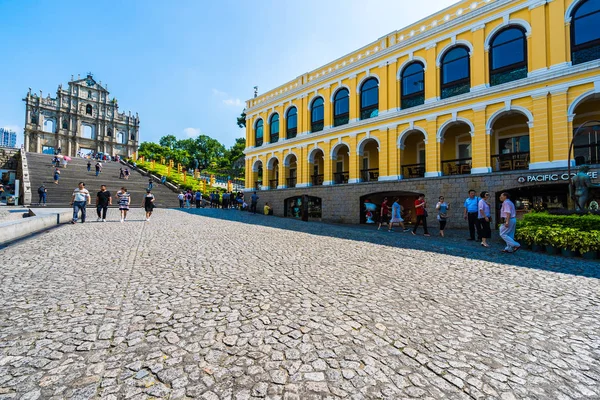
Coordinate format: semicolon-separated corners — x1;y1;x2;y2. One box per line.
571;0;600;64
131;133;136;141
441;46;470;99
86;104;93;115
62;118;68;130
333;88;349;127
107;128;112;137
255;119;264;146
117;131;125;144
43;119;55;133
360;78;379;120
286;107;297;139
401;62;425;109
311;97;324;133
88;90;92;99
269;113;279;143
82;125;94;139
489;26;527;86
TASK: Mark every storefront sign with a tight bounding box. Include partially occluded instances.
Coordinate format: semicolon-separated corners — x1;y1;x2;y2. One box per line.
517;171;598;184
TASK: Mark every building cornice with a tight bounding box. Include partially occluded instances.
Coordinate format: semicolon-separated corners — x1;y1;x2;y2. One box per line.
244;59;600;156
246;0;525;115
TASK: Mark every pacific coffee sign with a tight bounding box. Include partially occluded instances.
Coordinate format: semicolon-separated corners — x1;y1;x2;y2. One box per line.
517;171;598;184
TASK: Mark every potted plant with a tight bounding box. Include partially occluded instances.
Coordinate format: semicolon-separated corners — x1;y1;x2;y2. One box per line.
530;227;548;252
545;226;563;255
557;228;578;257
572;231;599;260
515;226;534;250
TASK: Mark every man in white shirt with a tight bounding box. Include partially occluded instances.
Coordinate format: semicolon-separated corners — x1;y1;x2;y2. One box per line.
70;182;91;224
499;192;520;253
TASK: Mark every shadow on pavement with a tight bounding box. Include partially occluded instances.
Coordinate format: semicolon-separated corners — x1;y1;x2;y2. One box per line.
177;207;600;280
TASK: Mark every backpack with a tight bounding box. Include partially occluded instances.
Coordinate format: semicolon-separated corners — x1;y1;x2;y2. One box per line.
38;186;45;195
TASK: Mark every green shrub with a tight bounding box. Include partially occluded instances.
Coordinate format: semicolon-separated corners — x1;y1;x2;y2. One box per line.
518;212;600;231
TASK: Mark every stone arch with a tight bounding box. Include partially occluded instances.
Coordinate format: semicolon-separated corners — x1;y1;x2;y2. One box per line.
437;117;475;141
436;40;474;67
357;136;381;156
267;156;279;170
484;19;532;50
283;152;298;166
566;0;587;23
283;104;298;117
330;142;351;160
568;89;599;118
308;95;325;111
397;126;428;149
397;57;427;80
487;106;534;132
308;147;325;163
251;158;263;172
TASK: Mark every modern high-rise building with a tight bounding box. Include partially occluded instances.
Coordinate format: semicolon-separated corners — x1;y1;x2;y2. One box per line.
243;0;600;224
23;73;140;157
0;128;17;148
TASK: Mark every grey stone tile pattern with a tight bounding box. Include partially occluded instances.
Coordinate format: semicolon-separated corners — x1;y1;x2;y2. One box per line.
0;208;598;399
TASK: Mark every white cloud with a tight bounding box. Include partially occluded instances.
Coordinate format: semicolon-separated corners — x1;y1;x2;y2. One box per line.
182;127;201;138
211;88;228;97
223;98;242;107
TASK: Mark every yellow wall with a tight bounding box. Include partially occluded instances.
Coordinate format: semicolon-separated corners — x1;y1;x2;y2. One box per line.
245;0;600;188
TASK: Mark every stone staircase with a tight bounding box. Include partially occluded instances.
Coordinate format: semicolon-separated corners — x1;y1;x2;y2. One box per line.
27;153;179;208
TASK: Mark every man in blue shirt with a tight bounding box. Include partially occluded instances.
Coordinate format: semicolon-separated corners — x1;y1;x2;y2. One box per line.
463;189;481;241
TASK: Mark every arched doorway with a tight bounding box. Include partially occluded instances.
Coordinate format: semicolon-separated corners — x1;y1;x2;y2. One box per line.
489;111;531;171
358;138;380;182
439;121;472;175
252;160;263;190
359;191;420;224
308;148;325;186
572;94;600;166
331;143;350;184
284;153;298;188
399;129;426;178
267;157;279;189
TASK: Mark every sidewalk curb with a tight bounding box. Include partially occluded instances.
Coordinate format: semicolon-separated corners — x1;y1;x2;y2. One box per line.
0;208;73;245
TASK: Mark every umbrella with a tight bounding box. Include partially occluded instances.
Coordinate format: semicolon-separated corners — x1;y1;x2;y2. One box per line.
55;154;64;158
63;156;72;161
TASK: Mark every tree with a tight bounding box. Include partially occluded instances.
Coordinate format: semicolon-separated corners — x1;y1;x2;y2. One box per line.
159;135;178;150
195;135;226;168
228;137;246;166
236;109;247;128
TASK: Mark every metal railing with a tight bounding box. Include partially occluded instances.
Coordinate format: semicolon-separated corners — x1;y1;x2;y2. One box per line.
491;152;530;172
401;163;425;178
254;181;262;190
333;171;349;184
360;106;378;120
441;158;472;175
333;114;349;127
311;121;324;133
311;174;324;186
360;168;379;182
269;179;278;189
574;144;600;165
286;177;297;188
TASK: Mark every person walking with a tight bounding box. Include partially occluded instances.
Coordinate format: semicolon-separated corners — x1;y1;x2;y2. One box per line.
119;168;124;179
222;192;229;209
178;192;184;208
62;158;68;168
147;179;153;190
53;168;60;184
377;197;391;231
38;185;47;206
435;196;449;237
116;187;131;223
87;160;91;172
142;189;155;221
95;162;101;177
463;190;481;241
389;197;409;232
412;194;430;236
124;168;130;180
96;185;112;222
478;191;492;248
250;191;259;214
161;175;167;185
185;190;192;209
499;192;520;253
70;182;90;224
195;190;202;208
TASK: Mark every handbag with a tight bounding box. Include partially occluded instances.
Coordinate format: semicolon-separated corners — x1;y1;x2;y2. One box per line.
423;209;428;218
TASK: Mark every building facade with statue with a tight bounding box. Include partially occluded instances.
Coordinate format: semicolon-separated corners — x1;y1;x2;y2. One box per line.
244;0;600;224
23;73;139;157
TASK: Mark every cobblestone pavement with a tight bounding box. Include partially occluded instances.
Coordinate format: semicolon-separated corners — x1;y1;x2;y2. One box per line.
1;208;599;400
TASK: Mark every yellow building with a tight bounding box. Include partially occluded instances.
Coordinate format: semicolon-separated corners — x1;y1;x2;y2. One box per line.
244;0;600;223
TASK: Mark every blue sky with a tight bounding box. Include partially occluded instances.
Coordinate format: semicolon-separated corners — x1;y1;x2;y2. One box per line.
0;0;456;148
